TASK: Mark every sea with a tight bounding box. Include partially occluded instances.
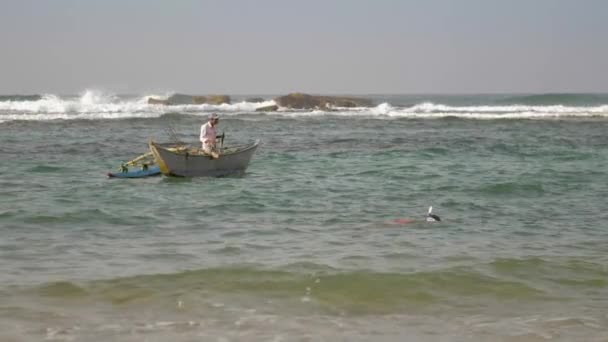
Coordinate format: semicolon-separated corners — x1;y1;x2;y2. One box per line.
1;91;607;341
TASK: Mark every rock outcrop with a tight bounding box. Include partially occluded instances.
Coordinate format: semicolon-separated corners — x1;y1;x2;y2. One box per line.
147;93;373;108
147;97;170;105
274;93;373;109
167;93;195;105
147;94;231;105
192;95;231;105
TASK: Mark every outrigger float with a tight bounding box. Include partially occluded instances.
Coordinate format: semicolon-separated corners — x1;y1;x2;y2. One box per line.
107;151;161;178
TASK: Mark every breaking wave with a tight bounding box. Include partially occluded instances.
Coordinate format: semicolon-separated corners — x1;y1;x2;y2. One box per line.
1;90;607;123
19;263;551;313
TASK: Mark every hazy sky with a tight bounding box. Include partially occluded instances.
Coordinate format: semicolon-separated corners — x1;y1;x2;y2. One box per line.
1;0;607;94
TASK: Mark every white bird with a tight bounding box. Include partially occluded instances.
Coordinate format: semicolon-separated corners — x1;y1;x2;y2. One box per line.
426;206;441;222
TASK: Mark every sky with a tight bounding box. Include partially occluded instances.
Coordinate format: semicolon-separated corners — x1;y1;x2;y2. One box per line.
1;0;607;94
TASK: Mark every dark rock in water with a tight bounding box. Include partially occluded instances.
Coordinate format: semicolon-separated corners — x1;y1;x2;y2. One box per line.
210;95;231;105
274;93;373;109
167;93;195;105
148;97;169;105
193;95;231;105
255;104;279;112
164;94;231;105
246;97;266;103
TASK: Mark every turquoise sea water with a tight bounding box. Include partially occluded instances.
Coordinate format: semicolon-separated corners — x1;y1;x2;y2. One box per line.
1;93;608;341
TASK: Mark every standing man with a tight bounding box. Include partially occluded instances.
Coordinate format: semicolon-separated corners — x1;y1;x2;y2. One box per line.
200;113;220;158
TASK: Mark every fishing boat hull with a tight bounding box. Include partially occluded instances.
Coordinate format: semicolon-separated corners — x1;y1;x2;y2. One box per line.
149;141;259;177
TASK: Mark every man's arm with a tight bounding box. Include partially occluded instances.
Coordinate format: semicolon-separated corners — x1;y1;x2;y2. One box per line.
200;124;207;143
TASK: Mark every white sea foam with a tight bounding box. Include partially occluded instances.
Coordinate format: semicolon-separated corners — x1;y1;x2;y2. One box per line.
1;91;607;123
409;102;608;114
371;102;393;115
0;90;279;122
276;102;608;119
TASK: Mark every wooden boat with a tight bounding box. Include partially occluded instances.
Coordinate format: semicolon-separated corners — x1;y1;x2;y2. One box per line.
149;140;259;177
107;152;161;178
